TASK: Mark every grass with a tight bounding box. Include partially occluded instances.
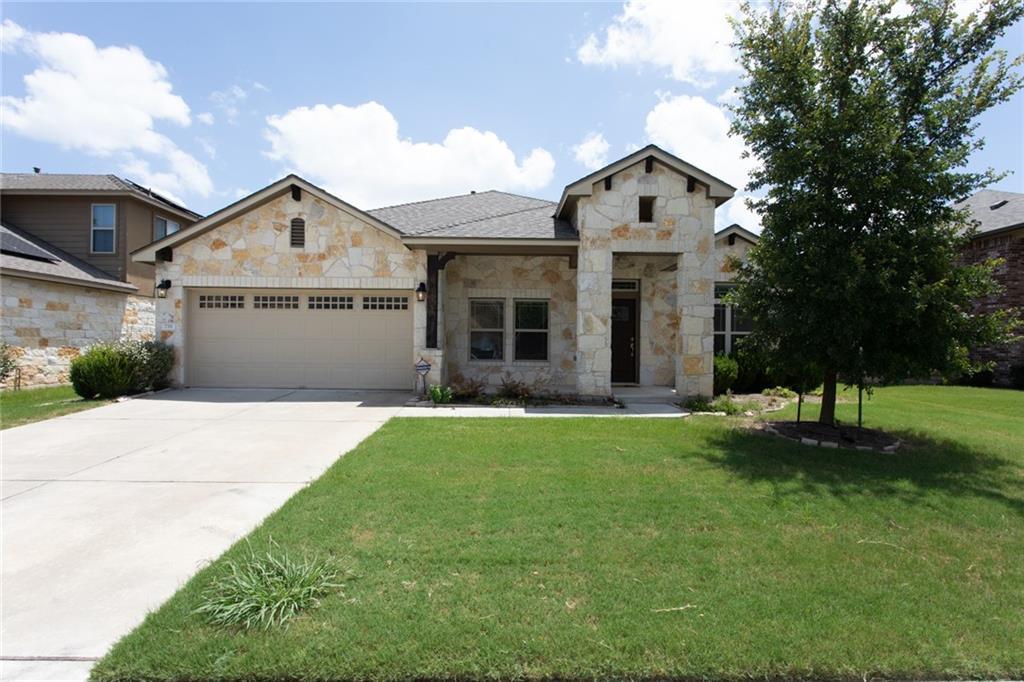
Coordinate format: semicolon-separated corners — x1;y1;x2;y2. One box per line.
92;385;1023;681
0;384;106;429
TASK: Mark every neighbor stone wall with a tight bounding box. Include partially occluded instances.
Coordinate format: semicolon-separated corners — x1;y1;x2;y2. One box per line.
443;254;577;392
1;276;154;387
155;191;433;387
573;158;717;397
714;233;755;283
961;229;1024;385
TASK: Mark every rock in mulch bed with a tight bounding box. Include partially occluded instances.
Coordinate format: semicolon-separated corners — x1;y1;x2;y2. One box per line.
763;421;902;452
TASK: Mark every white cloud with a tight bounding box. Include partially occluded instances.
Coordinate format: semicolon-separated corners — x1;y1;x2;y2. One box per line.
264;101;556;208
197;137;216;159
716;86;739;107
210;84;247;124
197;111;214;125
0;20;211;198
578;0;740;86
717;192;761;231
572;132;610;170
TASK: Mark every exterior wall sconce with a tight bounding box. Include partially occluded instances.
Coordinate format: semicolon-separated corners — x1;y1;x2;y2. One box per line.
156;279;172;298
415;282;427;302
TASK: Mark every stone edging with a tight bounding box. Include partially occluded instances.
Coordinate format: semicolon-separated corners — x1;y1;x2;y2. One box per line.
761;423;902;453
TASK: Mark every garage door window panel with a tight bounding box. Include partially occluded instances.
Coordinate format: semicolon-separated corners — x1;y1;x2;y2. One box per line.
254;295;299;309
198;294;245;309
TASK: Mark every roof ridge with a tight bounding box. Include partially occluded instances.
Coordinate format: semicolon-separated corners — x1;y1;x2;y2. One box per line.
411;203;561;237
368;189;502;212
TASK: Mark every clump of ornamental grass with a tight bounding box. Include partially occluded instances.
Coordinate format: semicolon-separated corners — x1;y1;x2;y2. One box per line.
194;540;351;630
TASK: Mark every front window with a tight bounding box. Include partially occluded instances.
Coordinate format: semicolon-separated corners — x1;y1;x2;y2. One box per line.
470;299;504;360
714;283;751;355
154;216;181;240
91;204;116;253
514;300;549;361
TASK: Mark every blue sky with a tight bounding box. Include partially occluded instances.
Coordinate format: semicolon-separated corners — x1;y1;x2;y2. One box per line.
2;1;1022;230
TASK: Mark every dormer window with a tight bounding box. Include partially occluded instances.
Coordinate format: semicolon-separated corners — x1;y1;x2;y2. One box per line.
638;196;656;223
290;218;305;248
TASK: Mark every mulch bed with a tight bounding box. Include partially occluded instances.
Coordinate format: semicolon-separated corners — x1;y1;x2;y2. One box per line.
764;420;901;452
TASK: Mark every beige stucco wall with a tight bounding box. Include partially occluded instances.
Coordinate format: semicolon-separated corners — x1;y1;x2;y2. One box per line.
1;276;154;387
154;191;433;387
442;255;577;392
573;158;717;397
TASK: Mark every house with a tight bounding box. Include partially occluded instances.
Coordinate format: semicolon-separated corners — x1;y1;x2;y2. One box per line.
0;173;202;386
713;223;759;355
957;189;1024;385
132;145;737;398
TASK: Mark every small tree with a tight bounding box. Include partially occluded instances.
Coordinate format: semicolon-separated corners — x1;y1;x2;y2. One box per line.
729;0;1023;425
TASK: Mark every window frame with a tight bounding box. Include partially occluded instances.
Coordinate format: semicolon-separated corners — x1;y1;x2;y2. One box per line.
90;203;117;254
153;215;181;241
513;299;550;362
469;298;505;362
713;283;751;355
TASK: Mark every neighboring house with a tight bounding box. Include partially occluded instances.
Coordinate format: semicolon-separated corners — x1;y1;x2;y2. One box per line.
713;223;759;355
957;189;1024;385
1;173;202;387
133;145;737;398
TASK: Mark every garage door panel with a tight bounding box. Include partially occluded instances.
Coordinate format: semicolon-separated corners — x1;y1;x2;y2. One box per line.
188;289;413;389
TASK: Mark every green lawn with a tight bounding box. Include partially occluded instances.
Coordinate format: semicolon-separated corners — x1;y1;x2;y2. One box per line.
92;385;1023;681
1;384;105;429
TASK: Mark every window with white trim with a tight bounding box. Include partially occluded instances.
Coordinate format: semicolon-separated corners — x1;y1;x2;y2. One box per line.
91;204;116;253
514;300;548;361
254;295;299;309
154;216;181;240
714;283;752;355
470;299;504;361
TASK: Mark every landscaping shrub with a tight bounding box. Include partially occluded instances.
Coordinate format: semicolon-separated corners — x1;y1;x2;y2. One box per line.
0;343;16;383
498;373;532;401
69;340;175;399
450;376;486;401
713;354;738;395
1009;364;1024;391
956;368;994;388
762;385;797;399
193;541;348;630
428;384;453;404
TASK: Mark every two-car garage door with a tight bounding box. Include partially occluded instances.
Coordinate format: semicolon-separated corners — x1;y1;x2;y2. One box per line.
187;289;413;389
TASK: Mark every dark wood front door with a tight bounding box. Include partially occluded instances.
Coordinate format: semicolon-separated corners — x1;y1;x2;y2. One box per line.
611;298;638;383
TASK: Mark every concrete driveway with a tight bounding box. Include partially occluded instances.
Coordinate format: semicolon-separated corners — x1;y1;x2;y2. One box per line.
1;388;410;682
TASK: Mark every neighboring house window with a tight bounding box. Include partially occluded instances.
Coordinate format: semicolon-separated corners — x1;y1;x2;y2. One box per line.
290;218;305;248
91;204;116;253
470;299;504;360
514;300;549;361
154;216;181;240
714;283;752;354
638;196;656;223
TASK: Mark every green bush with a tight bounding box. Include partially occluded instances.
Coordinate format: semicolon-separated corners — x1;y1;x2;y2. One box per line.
69;340;175;399
0;343;16;383
428;384;453;404
193;541;348;630
762;385;797;398
713;354;739;396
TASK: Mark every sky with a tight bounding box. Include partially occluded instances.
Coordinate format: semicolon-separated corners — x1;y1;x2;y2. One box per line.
2;1;1022;231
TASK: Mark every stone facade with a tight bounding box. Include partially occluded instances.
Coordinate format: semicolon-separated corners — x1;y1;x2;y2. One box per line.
571;159;717;397
0;276;154;387
442;255;577;392
611;254;680;386
714;232;755;283
961;228;1024;385
154;191;434;386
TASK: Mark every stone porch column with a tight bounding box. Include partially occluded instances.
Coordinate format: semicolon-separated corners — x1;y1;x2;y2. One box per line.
576;241;612;396
675;251;714;398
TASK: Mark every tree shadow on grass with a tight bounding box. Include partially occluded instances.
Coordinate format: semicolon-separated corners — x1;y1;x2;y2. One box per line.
697;425;1024;516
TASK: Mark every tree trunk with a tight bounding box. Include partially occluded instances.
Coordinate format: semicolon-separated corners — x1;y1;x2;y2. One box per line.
819;370;838;426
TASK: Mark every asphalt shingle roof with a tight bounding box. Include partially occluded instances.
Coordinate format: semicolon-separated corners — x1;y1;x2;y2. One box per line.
368;190;576;239
0;221;136;292
956;189;1024;236
1;173;202;220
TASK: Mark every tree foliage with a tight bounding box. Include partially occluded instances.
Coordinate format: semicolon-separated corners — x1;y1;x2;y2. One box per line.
729;0;1023;424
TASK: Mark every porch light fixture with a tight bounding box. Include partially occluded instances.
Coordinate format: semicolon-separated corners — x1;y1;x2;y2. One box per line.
415;282;427;302
156;279;172;298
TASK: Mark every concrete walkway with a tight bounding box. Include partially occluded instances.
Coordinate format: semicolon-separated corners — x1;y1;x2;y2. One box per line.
1;388;409;682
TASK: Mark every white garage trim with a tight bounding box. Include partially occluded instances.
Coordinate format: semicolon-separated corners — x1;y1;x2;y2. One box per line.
185;288;414;390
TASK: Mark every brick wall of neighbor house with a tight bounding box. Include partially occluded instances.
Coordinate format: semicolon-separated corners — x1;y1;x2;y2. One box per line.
0;276;155;387
961;230;1024;384
154;191;433;387
443;255;577;392
573;158;717;397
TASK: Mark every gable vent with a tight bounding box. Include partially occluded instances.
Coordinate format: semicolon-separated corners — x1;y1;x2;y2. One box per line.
290;218;305;248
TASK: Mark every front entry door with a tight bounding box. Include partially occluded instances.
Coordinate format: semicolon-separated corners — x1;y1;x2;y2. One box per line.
611;298;638;383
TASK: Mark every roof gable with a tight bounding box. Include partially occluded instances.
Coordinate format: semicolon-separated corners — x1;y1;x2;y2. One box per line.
555;144;737;219
715;223;760;245
132;175;405;263
955;189;1024;237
